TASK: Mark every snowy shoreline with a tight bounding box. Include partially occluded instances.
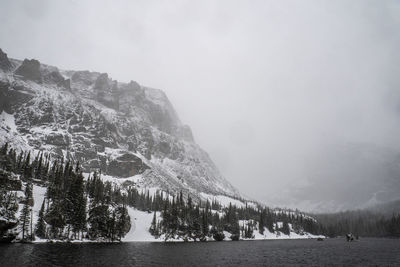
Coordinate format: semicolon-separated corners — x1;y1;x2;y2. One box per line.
10;184;323;244
25;236;325;244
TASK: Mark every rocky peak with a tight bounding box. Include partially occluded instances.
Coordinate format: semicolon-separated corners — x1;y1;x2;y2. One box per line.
0;48;12;71
14;59;42;83
43;70;71;90
93;73;118;109
119;81;144;103
71;70;100;86
44;70;64;84
94;73;110;91
127;80;141;91
111;81;120;110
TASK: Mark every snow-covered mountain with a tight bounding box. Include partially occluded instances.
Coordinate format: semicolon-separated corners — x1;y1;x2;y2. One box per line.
0;48;240;200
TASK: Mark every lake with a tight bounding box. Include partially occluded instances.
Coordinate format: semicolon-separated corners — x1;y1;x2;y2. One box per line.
1;238;399;266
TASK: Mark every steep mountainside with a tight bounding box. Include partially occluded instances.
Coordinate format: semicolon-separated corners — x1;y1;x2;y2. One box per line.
0;48;239;199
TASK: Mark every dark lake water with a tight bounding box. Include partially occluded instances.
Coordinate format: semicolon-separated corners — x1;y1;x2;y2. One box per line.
1;238;399;266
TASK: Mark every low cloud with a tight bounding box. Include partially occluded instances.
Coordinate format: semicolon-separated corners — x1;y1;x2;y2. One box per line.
1;0;400;211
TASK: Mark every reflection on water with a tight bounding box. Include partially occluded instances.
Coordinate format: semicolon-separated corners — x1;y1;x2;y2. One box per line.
1;238;400;266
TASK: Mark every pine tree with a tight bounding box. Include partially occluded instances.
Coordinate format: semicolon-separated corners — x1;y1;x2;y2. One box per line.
74;190;87;239
35;152;43;180
0;191;18;222
259;209;265;235
266;210;274;233
115;205;131;240
19;185;32;241
161;201;170;240
23;152;32;180
282;220;290;235
191;205;202;240
68;172;87;239
46;200;65;239
230;219;240;241
109;210;116;241
88;204;109;239
35;199;46;239
1;142;8;154
201;210;209;238
150;212;158;236
16;151;23;174
244;223;254;238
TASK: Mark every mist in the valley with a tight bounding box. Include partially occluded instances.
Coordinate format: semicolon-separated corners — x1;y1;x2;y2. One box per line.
1;0;400;212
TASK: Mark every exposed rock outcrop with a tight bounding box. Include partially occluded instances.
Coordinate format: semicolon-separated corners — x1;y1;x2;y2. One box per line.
0;49;12;71
42;70;71;90
107;153;149;178
14;59;42;82
71;70;99;86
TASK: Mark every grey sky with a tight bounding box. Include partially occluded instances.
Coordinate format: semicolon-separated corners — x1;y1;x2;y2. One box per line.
1;0;400;211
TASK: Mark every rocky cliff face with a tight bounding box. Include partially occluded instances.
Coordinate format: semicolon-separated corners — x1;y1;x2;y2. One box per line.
0;49;240;198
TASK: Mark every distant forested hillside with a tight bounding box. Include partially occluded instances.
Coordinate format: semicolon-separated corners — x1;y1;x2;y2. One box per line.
314;210;400;238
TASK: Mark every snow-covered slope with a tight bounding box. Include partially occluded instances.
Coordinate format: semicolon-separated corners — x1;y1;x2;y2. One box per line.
25;184;323;242
0;48;239;200
122;207;323;242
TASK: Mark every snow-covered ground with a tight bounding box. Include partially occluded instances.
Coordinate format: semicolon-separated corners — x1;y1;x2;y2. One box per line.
27;183;324;243
120;207;324;242
82;172;144;185
122;208;162;242
0;111;33;151
32;184;47;226
200;192;258;209
252;230;323;240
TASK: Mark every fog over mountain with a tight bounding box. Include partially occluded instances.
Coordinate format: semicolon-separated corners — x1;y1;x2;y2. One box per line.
1;0;400;212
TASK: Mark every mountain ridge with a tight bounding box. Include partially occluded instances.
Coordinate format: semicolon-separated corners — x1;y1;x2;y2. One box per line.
0;48;240;200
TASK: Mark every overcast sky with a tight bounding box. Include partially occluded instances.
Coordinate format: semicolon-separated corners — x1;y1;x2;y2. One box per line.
1;0;400;211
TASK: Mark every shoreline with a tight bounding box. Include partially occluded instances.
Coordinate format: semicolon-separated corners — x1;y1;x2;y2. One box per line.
11;235;326;244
